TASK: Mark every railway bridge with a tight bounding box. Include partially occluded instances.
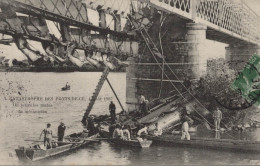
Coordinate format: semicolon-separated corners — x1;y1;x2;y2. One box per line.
0;0;259;112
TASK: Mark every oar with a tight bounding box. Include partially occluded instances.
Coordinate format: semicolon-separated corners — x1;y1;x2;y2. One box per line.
63;137;112;141
24;139;83;144
52;136;112;141
24;139;44;142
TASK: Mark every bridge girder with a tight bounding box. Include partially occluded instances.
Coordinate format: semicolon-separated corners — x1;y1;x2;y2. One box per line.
0;0;134;38
142;0;260;45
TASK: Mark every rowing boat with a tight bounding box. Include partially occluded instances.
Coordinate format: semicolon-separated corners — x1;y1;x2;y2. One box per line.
61;86;70;91
110;138;152;148
147;135;260;152
15;132;98;162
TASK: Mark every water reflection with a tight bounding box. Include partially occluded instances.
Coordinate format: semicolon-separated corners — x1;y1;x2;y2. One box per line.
215;131;221;139
182;150;191;164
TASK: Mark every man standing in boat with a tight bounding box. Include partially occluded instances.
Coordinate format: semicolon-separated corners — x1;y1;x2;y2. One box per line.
181;107;193;140
213;107;222;131
65;82;69;88
112;124;123;139
122;125;131;140
109;101;117;123
39;123;53;149
58;122;66;142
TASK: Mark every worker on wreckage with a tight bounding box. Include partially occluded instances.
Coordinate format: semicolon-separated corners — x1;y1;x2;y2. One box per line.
138;95;150;116
213;106;223;131
152;122;162;136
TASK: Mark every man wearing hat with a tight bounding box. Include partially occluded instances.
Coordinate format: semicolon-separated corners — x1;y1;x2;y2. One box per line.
58;122;66;142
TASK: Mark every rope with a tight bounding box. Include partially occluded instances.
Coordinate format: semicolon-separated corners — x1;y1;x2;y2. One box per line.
158;12;168;98
157;38;237;138
127;16;236;139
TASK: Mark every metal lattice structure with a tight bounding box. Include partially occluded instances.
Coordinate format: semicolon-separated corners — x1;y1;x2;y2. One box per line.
0;0;259;68
143;0;260;45
1;0;259;44
0;0;131;37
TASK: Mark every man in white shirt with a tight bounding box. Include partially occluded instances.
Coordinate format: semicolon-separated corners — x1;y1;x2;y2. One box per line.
122;125;131;140
39;123;53;149
112;124;123;139
137;125;148;136
213;107;222;131
153;123;162;136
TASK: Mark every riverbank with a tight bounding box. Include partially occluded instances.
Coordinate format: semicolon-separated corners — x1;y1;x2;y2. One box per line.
0;66;126;72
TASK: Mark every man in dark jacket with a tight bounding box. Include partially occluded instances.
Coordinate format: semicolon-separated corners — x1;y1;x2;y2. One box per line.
58;122;66;142
87;116;96;135
109;101;117;123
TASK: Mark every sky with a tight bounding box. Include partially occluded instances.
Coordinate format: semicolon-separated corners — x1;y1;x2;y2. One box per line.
244;0;260;16
0;0;260;62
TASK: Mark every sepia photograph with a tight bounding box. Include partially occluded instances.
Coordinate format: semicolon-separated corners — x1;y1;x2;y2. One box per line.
0;0;260;165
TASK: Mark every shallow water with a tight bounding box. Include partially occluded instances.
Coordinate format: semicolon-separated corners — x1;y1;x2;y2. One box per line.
0;72;259;165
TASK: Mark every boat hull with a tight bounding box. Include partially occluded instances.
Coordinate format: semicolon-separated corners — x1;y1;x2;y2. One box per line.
147;135;260;152
110;139;152;148
61;87;70;91
15;133;98;162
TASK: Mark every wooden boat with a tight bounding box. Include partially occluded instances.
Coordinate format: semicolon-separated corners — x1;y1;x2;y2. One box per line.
61;85;70;91
110;138;152;148
15;132;98;162
147;135;260;152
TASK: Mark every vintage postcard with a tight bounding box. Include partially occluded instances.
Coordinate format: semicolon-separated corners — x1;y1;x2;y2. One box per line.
0;0;260;165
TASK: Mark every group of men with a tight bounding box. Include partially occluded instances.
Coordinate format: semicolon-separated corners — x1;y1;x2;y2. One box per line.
109;94;223;142
112;124;132;140
39;122;66;149
181;106;223;140
110;122;162;141
39;96;221;149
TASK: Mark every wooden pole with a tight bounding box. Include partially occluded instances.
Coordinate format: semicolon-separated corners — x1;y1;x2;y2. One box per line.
106;78;125;112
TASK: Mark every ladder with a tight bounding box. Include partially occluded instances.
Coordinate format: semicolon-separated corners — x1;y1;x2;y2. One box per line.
82;66;110;124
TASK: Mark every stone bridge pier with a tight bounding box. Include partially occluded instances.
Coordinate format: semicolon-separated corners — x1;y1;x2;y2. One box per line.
126;22;209;112
126;19;260;112
226;45;260;71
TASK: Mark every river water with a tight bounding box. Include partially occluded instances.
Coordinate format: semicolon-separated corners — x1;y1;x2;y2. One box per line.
0;72;259;165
